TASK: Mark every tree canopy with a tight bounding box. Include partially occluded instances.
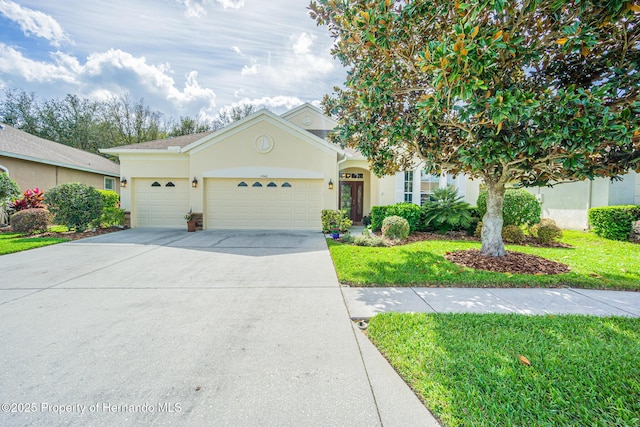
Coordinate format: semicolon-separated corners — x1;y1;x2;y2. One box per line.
311;0;640;256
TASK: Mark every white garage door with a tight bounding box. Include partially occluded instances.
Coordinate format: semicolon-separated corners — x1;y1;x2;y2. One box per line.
206;178;322;230
133;178;190;228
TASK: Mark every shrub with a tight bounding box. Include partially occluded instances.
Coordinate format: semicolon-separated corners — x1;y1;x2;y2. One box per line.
370;206;388;231
362;215;372;226
537;223;563;244
10;208;51;234
45;183;104;231
95;190;124;227
477;189;541;226
371;203;421;232
321;209;353;233
467;206;481;235
353;235;386;247
10;187;45;211
588;205;640;241
382;215;410;240
529;218;563;244
501;225;525;244
340;233;355;244
0;173;20;225
420;186;473;232
474;221;483;238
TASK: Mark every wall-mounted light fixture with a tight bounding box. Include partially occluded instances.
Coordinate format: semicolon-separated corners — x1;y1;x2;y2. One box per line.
328;179;334;190
120;177;127;188
192;177;198;188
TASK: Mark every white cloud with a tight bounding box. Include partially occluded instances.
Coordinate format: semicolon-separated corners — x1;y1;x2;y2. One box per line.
176;0;245;17
0;43;76;83
289;33;334;75
0;0;71;47
230;95;305;112
0;44;217;115
231;46;244;56
241;59;260;76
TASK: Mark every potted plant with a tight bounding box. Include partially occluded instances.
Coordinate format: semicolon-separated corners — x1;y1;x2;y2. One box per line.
185;209;196;232
330;225;340;240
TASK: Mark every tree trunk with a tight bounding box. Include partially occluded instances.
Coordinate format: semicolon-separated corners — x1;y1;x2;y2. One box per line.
480;180;506;257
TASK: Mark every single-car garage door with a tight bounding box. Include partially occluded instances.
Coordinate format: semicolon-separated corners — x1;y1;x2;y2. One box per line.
133;178;190;228
206;178;322;230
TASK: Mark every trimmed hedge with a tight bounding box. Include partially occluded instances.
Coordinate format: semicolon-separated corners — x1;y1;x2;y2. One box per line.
371;203;421;232
588;205;640;241
321;209;352;233
95;190;124;227
477;189;541;226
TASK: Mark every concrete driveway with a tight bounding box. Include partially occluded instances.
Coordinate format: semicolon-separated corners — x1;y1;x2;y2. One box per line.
0;229;434;426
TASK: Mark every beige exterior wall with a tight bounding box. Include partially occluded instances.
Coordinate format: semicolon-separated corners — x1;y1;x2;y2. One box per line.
118;153;189;212
0;155;119;195
190;120;338;213
117;116;340;227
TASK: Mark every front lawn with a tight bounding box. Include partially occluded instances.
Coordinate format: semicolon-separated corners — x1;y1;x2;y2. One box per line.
0;233;68;255
328;230;640;290
368;313;640;427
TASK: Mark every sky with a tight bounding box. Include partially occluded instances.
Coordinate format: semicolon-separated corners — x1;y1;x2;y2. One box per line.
0;0;347;121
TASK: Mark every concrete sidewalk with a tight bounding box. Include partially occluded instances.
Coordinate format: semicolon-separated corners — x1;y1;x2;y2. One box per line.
342;286;640;319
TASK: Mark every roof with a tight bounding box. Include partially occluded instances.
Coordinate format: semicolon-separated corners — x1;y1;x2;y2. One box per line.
101;106;344;157
113;131;216;150
0;124;120;176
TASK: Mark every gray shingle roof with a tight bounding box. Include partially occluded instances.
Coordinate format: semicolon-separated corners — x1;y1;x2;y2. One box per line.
113;131;216;150
0;124;119;176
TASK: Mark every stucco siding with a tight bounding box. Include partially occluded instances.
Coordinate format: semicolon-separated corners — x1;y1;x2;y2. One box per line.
0;155;119;194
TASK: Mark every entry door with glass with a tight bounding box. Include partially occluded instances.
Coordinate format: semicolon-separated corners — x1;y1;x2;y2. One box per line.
339;181;363;223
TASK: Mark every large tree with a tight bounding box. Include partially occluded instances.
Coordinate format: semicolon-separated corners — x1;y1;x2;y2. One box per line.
310;0;640;256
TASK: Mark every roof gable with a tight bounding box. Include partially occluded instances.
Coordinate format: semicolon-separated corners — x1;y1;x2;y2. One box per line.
183;109;343;156
281;103;338;131
0;124;119;176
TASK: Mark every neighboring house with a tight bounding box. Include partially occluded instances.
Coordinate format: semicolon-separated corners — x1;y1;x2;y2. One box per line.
0;124;120;194
525;173;640;230
101;104;478;230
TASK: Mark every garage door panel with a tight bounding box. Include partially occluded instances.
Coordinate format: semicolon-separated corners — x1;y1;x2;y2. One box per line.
206;178;322;230
134;179;189;228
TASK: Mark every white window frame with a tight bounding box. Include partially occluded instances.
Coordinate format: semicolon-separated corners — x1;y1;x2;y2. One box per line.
104;177;116;191
403;171;414;202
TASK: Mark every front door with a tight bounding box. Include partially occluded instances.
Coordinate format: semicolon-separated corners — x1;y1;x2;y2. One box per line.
339;181;364;223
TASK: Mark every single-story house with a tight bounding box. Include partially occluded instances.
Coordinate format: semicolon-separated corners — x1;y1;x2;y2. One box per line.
102;104;478;230
0;123;120;194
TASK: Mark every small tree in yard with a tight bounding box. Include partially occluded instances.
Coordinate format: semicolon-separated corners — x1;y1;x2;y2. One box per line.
45;183;103;231
310;0;640;256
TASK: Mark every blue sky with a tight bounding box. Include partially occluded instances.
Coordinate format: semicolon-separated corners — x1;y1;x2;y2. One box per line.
0;0;346;120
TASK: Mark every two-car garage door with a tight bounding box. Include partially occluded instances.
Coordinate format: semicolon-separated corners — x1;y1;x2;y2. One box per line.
205;178;322;230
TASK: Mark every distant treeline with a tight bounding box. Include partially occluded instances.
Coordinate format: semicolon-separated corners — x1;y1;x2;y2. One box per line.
0;88;257;155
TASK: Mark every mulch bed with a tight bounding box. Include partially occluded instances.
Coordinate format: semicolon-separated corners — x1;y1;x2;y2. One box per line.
0;226;124;241
445;249;571;275
348;231;573;275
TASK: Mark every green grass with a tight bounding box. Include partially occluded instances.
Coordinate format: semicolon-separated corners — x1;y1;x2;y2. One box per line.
0;233;68;255
368;313;640;427
328;230;640;290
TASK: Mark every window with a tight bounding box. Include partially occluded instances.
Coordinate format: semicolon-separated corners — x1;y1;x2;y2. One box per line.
237;182;248;187
151;182;161;187
340;173;364;179
104;177;115;191
403;171;413;202
165;182;175;187
281;182;292;188
420;171;440;204
267;182;277;187
252;182;263;187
